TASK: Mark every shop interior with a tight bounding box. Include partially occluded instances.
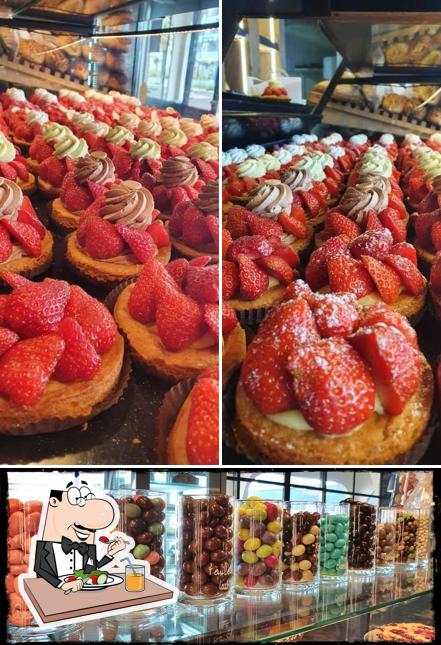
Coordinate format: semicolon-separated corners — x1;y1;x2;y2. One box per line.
6;469;434;642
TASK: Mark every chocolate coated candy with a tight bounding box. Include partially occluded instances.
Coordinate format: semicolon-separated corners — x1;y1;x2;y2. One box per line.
205;537;222;552
214;525;230;540
201;583;219;596
208;502;225;518
128;518;147;534
211;550;227;563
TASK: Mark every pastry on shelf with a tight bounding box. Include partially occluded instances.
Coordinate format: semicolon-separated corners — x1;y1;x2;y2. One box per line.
426;107;441;126
0;133;36;195
55;34;82;58
0;178;53;279
364;623;434;642
112;257;218;380
407;35;432;64
169;180;219;262
37;134;89;198
381;93;407;115
44;49;69;73
66;180;171;286
412;85;440;106
261;79;290;101
0;272;126;436
51;151;116;230
232;280;434;464
384;42;410;65
72;59;89;81
403;98;427;121
18;39;46;65
163;367;219;465
304;229;427;319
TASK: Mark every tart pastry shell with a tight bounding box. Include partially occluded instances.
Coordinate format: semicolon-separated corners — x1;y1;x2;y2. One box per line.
0;229;53;280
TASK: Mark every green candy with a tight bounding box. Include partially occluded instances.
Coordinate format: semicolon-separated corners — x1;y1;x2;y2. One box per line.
326;533;337;543
331;549;341;560
325;559;336;570
325;542;334;552
335;524;345;536
335;538;347;549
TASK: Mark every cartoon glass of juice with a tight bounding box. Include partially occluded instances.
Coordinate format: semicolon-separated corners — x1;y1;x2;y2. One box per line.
126;565;145;592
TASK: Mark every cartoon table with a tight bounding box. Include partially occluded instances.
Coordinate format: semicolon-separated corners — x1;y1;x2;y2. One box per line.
23;575;174;624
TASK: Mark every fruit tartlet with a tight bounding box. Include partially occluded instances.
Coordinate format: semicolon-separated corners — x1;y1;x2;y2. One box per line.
261;79;290;100
11;109;48;150
66;180;171;286
0;272;125;435
0;133;35;195
164;367;219;465
233;280;433;464
146;155;202;219
38;133;89;198
28;122;73;174
222;301;246;388
305;230;427;319
222;216;303;318
169;180;219;262
112;257;218;381
107;137;162;182
399;140;441;212
51;151;116;230
0;178;53;279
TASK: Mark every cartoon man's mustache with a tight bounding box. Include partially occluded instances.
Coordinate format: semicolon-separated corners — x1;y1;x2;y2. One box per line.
74;523;96;533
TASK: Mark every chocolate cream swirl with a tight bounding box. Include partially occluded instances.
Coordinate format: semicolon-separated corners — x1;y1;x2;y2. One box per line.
280;167;314;192
156;155;198;187
196;180;218;214
100;180;153;229
74;151;115;185
0;177;23;221
246;181;293;218
339;185;388;224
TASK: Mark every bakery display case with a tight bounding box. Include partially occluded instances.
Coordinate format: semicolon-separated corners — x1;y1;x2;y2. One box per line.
6;468;434;643
221;3;441;466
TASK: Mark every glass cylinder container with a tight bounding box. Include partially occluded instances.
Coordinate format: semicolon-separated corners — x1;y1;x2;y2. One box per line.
375;507;396;572
234;497;283;595
343;498;377;574
108;489;167;581
282;502;322;588
395;509;419;567
320;503;349;582
416;508;431;568
177;493;234;603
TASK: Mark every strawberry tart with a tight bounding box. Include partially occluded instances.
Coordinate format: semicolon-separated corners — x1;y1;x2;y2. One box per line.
305;230;427;320
112;257;218;381
0;273;125;435
27;122;72;174
165;367;219;464
0;178;53;279
232;280;433;464
10;109;49;151
66;180;171;286
364;623;434;642
38;133;88;198
169;180;219;262
261;80;290;101
51;151;116;230
0;133;36;196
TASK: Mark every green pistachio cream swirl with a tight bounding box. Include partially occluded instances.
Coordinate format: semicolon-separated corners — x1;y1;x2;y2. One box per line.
130;138;161;160
53;134;88;160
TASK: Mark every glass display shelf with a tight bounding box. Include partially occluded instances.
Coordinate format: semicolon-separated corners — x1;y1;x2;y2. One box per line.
8;564;432;643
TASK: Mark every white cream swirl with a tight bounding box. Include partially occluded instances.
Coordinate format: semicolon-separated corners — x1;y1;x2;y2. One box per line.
138;120;162;137
237;158;266;178
0;133;16;163
130;137;161;160
6;88;26;102
26;110;48;127
188;142;218;161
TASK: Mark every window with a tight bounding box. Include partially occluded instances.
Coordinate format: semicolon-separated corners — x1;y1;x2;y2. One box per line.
325;471;354;493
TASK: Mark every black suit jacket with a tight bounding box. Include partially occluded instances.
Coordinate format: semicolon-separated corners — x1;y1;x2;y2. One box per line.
34;540;113;588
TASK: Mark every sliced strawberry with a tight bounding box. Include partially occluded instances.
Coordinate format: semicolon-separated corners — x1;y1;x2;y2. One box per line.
0;326;19;357
111;149;133;179
10;160;29;182
277;213;307;238
414;211;440;249
193;158;217;181
226;206;250;239
60;172;92;212
115;223;157;263
185;265;219;304
237;254;269;301
64;285;116;354
360;255;401;304
83;218;125;260
128;260;174;323
313;294;360;337
299;190;320;217
256;255;293;285
2;220;41;257
227;235;274;262
272;245;300;268
350;323;420;415
0;225;12;262
5;278;70;338
384;254;425;296
328;255;374;299
324;176;340;197
53;318;101;383
430;253;441;292
288;336;375;435
305;235;350;291
156;287;205;351
361;303;417;348
388;192;406;218
349;228;393;261
39;156;66;187
310;185;328;209
365;210;383;231
0;162;17;181
0;334;65;406
146;220;170;247
389;242;417;266
378;208;407;243
431;220;441;252
0;271;30;290
166;258;189;289
324;164;341;183
222;228;232;259
186;376;219;465
205;214;219;249
86;180;107;202
222;301;237;334
290;205;307;223
282;279;317;306
249;214;283;238
203;303;219;338
181;208;211;248
222;260;239;300
17;208;46;239
329;211;361;240
189;256;211;267
172;186;191;208
0;294;8;324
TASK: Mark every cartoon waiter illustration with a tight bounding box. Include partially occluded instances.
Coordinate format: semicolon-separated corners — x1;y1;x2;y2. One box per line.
33;480;126;593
